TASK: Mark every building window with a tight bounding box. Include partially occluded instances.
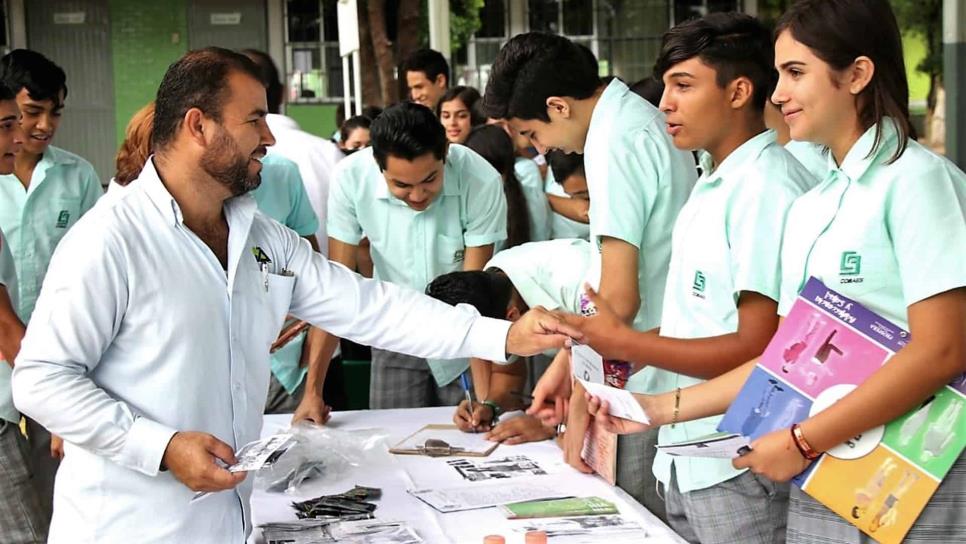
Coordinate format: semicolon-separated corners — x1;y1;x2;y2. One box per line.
453;0;508;91
285;0;343;103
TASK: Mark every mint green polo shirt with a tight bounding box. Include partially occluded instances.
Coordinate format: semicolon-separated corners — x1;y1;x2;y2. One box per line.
0;145;102;322
252;154;320;237
486;238;593;314
514;157;552;243
0;229;18;423
328;144;507;385
778;120;966;329
785;139;828;182
583;78;697;393
544;169;591;241
650;130;818;492
251;154;321;393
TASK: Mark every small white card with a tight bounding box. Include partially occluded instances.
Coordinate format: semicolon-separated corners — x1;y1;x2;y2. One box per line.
577;379;650;424
571;343;605;384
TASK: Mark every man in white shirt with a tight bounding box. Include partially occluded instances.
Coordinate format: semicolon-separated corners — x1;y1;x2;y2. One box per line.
11;47;572;543
242;49;343;255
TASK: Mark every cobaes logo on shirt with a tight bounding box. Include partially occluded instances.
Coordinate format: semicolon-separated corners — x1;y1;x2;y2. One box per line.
839;251;863;284
692;270;706;299
55;210;70;229
453;249;465;263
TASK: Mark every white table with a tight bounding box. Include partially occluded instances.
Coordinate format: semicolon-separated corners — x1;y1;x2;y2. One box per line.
250;407;685;543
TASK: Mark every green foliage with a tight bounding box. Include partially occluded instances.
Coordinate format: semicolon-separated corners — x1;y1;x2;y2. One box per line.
890;0;943;80
418;0;485;52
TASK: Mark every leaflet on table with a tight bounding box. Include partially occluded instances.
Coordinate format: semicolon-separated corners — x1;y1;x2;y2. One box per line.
408;481;566;513
500;496;618;519
512;514;648;543
191;433;295;503
705;276;965;544
261;519;423;544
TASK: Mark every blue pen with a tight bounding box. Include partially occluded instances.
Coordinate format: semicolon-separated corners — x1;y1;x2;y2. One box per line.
459;371;474;415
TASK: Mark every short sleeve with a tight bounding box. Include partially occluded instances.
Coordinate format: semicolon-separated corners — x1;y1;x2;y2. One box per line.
726;164;804;304
460;148;508;247
325;159;365;245
79;161;104;215
886;157;966;305
281;164;321;237
588;130;663;248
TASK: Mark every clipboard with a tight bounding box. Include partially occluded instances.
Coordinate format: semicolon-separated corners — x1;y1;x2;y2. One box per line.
389;424;499;457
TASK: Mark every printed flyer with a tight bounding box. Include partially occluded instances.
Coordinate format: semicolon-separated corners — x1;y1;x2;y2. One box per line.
717;277;965;544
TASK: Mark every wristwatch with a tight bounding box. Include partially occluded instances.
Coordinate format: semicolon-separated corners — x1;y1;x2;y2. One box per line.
481;400;502;424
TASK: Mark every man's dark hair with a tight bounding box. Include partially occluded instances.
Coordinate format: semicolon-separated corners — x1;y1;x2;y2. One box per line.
362;105;383;121
426;269;513;320
0;49;68;105
0;83;16;102
152;47;264;150
547;151;585;184
241;49;283;113
401;48;450;85
483;32;600;122
654;12;774;110
370;102;447;170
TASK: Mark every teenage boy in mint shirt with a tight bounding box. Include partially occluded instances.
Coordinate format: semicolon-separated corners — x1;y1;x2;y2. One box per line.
565;14;817;543
322;102;507;409
0;48;101;517
483;32;695;519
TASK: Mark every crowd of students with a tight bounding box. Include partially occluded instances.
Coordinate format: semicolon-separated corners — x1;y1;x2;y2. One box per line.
0;0;962;542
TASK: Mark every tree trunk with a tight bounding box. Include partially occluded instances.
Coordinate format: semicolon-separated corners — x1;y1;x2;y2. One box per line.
358;0;381;107
367;0;397;106
395;0;422;102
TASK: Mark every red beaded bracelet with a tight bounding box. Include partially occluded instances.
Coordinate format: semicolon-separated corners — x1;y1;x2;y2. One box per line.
790;423;822;460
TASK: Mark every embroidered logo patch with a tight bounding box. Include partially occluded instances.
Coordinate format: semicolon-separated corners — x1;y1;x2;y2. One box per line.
55;210;70;228
692;270;706;297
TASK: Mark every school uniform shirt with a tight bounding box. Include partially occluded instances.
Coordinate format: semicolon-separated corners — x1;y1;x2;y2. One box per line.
785;139;828;182
544;169;591;241
514;157;552;243
11;158;513;543
328;144;507;386
486;238;593;314
0;145;102;322
0;229;18;424
251;154;322;393
583;78;697;393
651;130;818;493
778;120;966;327
265;113;344;255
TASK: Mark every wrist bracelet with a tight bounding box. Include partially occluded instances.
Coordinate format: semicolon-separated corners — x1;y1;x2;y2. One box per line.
790;423;822;460
671;387;681;428
482;400;502;423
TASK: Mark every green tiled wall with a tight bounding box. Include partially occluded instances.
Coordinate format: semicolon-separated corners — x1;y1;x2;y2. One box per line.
110;0;188;146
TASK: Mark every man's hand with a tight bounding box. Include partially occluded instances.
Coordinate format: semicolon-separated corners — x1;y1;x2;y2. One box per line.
484;415;555;445
161;432;247;492
291;394;331;425
586;395;654;435
50;434;64;459
559;285;636;361
453;400;494;432
527;349;573;426
506;306;581;357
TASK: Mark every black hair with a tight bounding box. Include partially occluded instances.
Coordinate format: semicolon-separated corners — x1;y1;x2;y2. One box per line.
370;102;448;170
464;125;532;249
654;12;774;110
241;49;283;113
776;0;914;162
0;49;68;105
362;105;383;121
547;151;585;184
628;76;665;108
340;115;371;142
425;269;514;320
436;86;486;126
401;48;450;85
153;47;264;150
483;32;600;121
0;83;15;102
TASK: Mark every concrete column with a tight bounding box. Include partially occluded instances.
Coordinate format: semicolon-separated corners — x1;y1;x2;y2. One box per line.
944;0;965;167
428;0;451;60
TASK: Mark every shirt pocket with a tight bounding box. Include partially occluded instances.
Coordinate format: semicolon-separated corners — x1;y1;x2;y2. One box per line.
259;273;296;343
436;233;466;268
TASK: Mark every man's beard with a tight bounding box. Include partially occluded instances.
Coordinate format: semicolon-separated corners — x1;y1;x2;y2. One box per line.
201;129;262;196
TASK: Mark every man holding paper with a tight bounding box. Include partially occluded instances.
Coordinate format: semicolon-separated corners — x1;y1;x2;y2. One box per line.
11;48;573;543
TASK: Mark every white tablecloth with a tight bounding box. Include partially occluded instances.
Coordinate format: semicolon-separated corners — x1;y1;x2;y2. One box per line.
250;407;685;543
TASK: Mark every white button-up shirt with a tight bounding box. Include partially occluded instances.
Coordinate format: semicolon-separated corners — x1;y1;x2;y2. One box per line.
265;113;344;255
12;159;511;543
